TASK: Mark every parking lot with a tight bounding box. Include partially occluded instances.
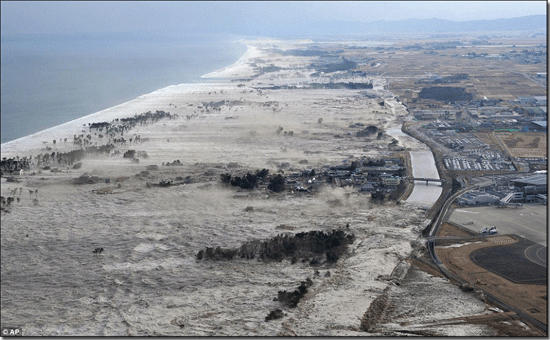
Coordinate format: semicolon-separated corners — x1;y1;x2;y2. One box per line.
448;203;547;246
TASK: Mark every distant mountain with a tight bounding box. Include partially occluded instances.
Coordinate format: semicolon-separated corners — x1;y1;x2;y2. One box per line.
241;15;547;37
365;15;548;33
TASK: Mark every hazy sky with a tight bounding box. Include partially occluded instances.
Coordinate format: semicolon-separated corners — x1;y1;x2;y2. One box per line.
1;1;547;35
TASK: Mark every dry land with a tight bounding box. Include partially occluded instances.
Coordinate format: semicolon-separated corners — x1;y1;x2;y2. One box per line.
495;132;548;159
344;35;547;104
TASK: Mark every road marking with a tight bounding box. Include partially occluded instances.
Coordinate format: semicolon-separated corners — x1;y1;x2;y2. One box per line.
452;207;546;244
524;244;547;267
536;247;547;265
455;210;479;214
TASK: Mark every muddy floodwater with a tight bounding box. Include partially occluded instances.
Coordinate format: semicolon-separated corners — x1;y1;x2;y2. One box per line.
406;151;443;208
386;127;442;208
1;39;496;336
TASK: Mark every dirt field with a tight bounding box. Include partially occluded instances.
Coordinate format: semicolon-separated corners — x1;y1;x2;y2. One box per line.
469;73;547;100
495;132;548;159
433;223;547;333
345;36;547;104
473;131;548;160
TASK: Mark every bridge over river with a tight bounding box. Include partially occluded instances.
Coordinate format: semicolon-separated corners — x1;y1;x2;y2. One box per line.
403;177;446;185
405;151;443;207
386;127;444;208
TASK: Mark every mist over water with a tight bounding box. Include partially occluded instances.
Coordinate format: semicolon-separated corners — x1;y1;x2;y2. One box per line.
1;32;247;143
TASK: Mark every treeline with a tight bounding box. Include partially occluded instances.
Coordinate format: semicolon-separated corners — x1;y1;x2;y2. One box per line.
418;87;473;102
257;82;373;90
1;144;117;174
1;157;31;172
311;58;357;73
196;229;355;265
273;49;333;57
309;82;373;90
220;169;286;192
433;73;468;83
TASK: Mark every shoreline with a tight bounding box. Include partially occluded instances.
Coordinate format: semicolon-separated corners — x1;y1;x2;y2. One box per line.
0;42;259;152
201;44;262;78
1;40;254;147
0;83;213;154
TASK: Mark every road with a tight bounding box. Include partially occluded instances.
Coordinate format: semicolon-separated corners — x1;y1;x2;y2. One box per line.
429;180;494;237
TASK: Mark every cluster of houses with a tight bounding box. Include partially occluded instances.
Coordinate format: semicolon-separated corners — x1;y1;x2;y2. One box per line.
285;158;406;196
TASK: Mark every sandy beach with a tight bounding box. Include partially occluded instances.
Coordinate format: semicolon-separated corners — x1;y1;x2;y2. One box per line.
1;38;504;336
201;44;263;78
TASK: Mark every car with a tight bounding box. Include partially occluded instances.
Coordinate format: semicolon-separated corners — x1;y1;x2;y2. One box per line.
480;226;497;234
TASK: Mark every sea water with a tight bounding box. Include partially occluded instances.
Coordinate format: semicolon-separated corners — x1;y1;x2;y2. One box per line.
1;32;247;143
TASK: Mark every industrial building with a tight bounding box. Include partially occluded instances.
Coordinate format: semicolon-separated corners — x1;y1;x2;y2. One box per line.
458;191;500;206
518;96;538;105
529;120;547;132
512;174;547;194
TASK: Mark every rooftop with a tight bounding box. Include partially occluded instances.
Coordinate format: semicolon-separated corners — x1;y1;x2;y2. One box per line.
512;174;547;186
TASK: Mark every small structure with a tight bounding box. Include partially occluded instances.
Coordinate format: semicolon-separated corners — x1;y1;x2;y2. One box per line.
531;120;547;131
518;96;537;105
360;183;376;192
533;96;547;106
381;175;400;187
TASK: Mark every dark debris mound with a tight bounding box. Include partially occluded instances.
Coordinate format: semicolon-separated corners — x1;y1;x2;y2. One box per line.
265;309;284;322
275;278;313;308
267;174;285;192
196;230;355;265
220;169;269;190
371;190;386;203
196;247;238;261
355;125;379;137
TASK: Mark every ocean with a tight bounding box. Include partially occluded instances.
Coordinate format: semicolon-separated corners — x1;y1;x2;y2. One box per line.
0;32;247;143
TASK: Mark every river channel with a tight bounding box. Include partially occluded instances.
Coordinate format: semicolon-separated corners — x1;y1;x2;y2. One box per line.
387;126;443;208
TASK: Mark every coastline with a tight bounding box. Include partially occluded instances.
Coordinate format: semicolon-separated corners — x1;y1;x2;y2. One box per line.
0;83;209;157
201;44;264;78
0;36;250;146
0;42;258;157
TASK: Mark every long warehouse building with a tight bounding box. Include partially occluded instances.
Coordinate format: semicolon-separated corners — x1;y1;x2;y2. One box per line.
512;174;547;194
